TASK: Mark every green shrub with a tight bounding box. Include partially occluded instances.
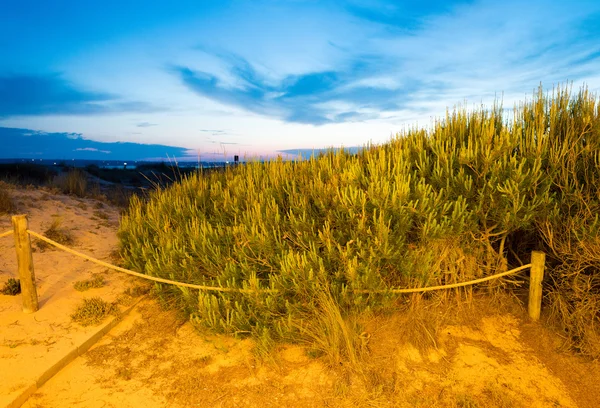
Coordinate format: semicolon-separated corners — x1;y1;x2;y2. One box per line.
1;278;21;295
119;84;600;357
71;297;118;326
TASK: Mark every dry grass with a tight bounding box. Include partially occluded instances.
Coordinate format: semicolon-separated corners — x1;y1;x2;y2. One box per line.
52;168;88;197
295;287;364;368
547;288;600;357
117;284;152;306
36;216;75;251
93;210;109;220
123;285;151;298
540;217;600;358
0;182;15;214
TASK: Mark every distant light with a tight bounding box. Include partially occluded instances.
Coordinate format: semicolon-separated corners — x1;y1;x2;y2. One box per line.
124;162;127;166
53;162;56;165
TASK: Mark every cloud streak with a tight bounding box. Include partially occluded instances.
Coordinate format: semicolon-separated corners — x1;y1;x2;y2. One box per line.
137;122;158;127
174;52;411;125
0;127;190;160
74;147;111;154
0;73;159;117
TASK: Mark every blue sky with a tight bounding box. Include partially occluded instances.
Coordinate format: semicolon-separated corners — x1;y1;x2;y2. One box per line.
1;0;600;160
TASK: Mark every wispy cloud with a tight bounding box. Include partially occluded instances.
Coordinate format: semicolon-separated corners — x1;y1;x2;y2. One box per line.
343;0;471;32
136;122;158;127
174;52;408;125
199;129;234;136
358;0;600;103
0;127;190;160
0;73;160;118
75;147;111;154
173;0;600;126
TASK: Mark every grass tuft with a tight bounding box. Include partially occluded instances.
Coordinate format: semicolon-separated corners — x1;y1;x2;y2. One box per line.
37;216;74;251
1;278;21;296
53;168;88;197
295;288;363;368
73;274;105;291
71;297;118;326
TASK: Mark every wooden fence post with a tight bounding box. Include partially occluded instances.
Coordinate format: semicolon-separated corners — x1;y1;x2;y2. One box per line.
528;251;545;321
12;215;39;313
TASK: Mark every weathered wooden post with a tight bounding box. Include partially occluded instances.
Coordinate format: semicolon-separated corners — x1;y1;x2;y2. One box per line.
528;251;545;321
12;214;39;313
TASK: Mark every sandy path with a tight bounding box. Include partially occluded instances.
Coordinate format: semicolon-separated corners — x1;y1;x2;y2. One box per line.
0;187;142;407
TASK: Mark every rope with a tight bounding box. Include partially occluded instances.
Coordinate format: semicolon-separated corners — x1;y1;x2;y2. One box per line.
26;229;532;295
0;230;13;239
352;264;532;294
27;230;277;294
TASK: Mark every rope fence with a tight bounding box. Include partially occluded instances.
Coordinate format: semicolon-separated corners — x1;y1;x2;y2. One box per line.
22;228;534;296
352;264;533;294
27;230;275;294
2;215;546;320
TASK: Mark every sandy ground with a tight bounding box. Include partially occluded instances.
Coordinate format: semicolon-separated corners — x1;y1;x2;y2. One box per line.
2;186;600;408
0;186;143;407
18;298;600;408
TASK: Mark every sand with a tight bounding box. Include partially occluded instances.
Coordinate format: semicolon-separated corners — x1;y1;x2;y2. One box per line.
0;186;142;407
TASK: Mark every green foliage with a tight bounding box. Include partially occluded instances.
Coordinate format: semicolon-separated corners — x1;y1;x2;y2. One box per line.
73;274;105;291
1;278;21;296
119;84;600;357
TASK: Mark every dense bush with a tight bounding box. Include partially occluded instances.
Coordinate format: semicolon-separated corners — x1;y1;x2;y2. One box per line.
0;182;14;214
119;85;600;356
0;163;57;185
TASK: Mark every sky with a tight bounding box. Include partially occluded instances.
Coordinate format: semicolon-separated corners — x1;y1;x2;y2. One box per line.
1;0;600;161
